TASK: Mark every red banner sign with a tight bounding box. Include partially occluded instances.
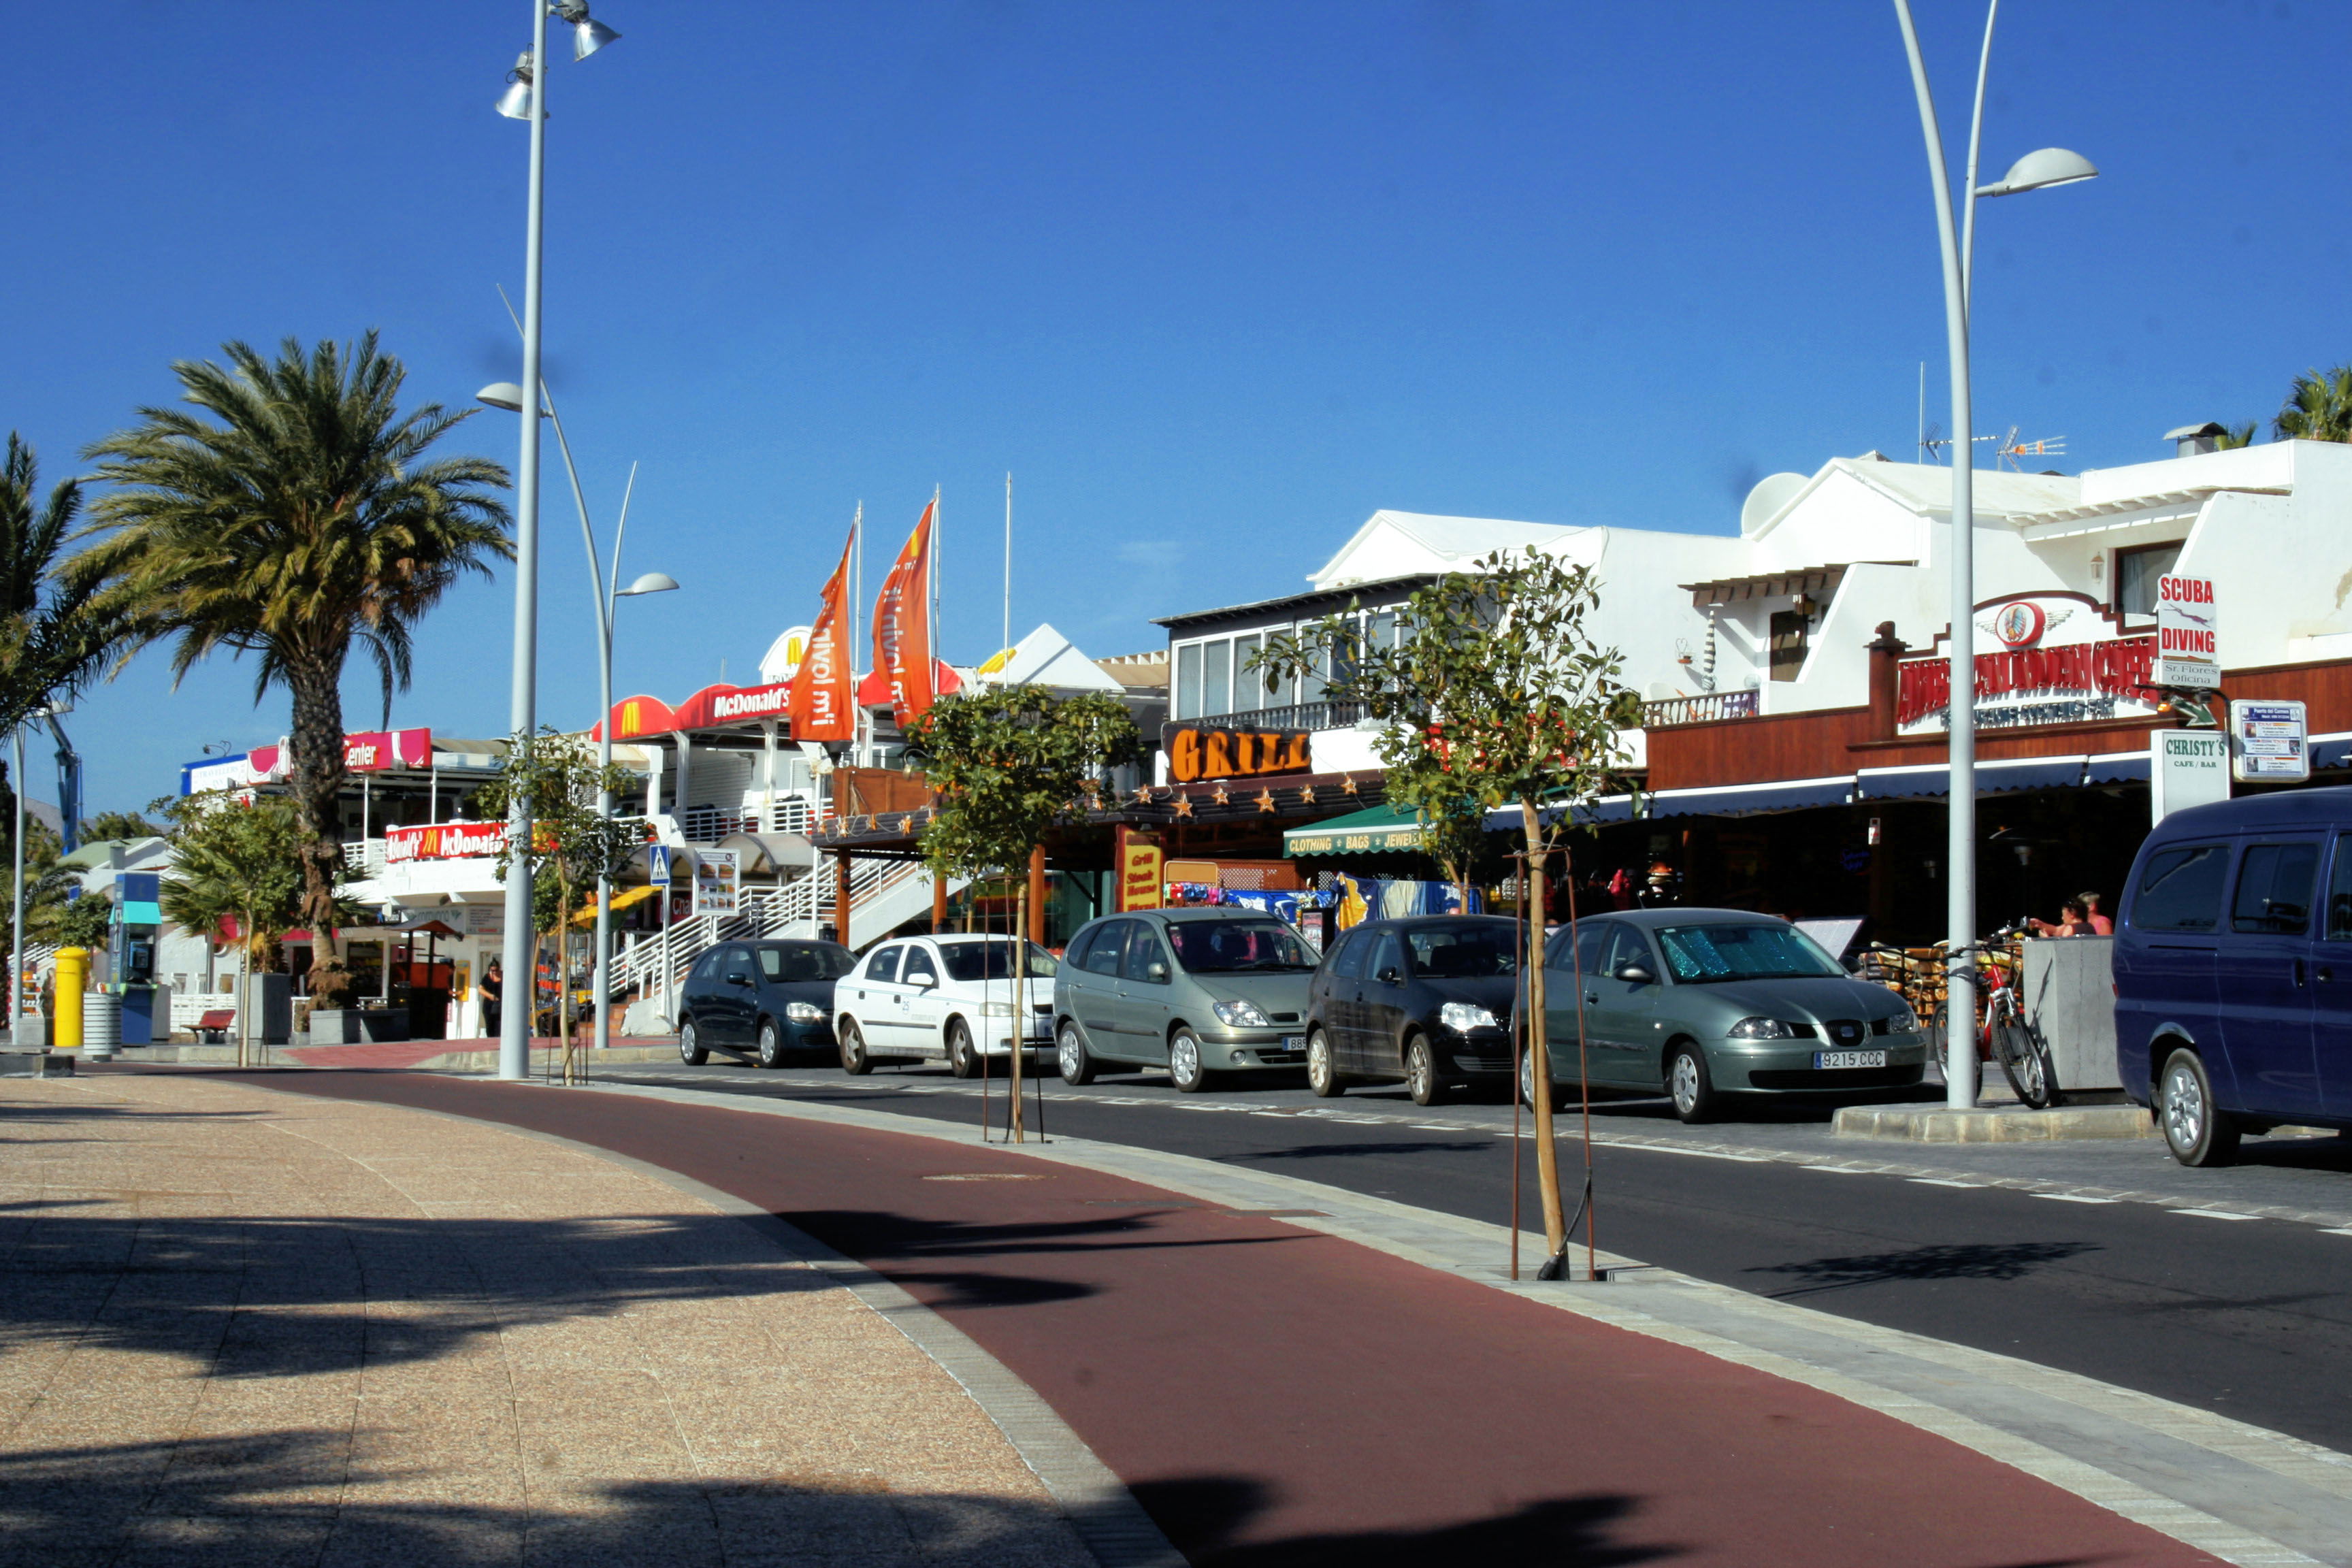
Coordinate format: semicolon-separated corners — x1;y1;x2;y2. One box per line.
1897;636;2157;730
789;529;855;742
248;728;431;777
385;821;508;863
873;500;936;728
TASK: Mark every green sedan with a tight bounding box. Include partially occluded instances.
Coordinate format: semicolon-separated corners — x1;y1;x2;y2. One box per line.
1531;908;1927;1123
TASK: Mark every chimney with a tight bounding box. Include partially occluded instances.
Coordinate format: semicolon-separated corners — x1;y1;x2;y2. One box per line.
2166;421;2225;458
1867;621;1908;742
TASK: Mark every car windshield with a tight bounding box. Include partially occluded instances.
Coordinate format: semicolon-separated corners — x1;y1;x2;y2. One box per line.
1654;924;1842;983
1166;919;1317;973
757;944;855;983
1403;923;1517;977
939;940;1061;983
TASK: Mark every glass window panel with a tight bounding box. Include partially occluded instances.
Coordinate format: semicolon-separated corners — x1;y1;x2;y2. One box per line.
1175;643;1201;721
2118;544;2184;618
2328;836;2352;942
2131;844;2229;933
1368;610;1397;650
1232;634;1262;710
1202;638;1232;718
2232;843;2319;934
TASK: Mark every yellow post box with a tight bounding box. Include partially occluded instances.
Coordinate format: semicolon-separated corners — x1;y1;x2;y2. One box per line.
54;947;88;1049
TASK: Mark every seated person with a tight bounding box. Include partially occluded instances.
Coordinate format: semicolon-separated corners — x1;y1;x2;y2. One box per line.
2027;899;2090;938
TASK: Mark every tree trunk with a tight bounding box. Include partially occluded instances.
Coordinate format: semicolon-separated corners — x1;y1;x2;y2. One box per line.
285;658;353;1008
1521;800;1567;1260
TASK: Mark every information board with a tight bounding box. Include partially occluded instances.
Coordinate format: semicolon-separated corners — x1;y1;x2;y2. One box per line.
690;849;740;917
2152;729;2230;823
2229;698;2309;783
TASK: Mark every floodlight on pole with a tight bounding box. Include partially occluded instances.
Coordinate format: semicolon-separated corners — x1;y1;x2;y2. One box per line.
553;0;620;60
1974;146;2099;199
495;52;536;120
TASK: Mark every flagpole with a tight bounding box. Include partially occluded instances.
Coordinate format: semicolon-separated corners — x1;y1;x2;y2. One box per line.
1003;472;1012;658
930;485;942;679
852;502;864;769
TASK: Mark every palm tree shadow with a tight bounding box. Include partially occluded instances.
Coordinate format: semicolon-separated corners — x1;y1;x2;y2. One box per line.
1746;1241;2100;1300
1130;1475;1677;1567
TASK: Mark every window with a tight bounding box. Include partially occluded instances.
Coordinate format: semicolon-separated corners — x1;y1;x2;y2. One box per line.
2232;843;2319;934
720;947;754;985
901;946;939;986
1124;928;1171;985
1569;920;1612;978
2328;836;2352;941
1404;921;1517;977
1602;925;1655;978
2116;542;2184;619
1166;919;1315;973
1175;643;1201;721
1232;633;1263;710
939;940;1060;981
1328;930;1367;981
1203;638;1232;718
1367;609;1398;651
691;949;723;981
2131;844;2230;934
863;945;902;983
1653;924;1843;982
759;944;855;983
1768;610;1808;681
1369;932;1407;983
1081;921;1130;975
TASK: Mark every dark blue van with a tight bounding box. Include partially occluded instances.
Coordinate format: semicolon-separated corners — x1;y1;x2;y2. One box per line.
2117;787;2352;1166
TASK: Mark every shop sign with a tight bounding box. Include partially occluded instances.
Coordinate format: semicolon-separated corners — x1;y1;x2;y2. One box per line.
2229;699;2308;783
385;821;507;862
2155;574;2220;689
1162;723;1313;784
691;849;740;917
247;728;432;778
1897;635;2158;734
2153;730;2230;823
1120;837;1164;911
453;903;504;937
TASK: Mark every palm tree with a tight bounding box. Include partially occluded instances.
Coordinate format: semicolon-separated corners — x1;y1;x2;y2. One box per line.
2275;365;2352;443
2216;421;2260;450
77;334;511;1007
0;434;118;740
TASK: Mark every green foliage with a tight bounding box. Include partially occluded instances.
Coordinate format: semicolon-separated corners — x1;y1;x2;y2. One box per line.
2275;365;2352;444
75;333;512;1005
0;434;120;739
81;810;165;843
1254;549;1642;854
154;791;308;967
46;891;110;952
476;727;639;938
906;686;1143;881
2215;421;2260;451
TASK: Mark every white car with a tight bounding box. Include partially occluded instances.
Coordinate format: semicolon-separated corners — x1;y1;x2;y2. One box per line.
834;934;1060;1077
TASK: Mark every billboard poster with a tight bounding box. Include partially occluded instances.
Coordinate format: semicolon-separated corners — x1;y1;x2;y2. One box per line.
691;850;740;917
1117;833;1162;911
2230;699;2308;783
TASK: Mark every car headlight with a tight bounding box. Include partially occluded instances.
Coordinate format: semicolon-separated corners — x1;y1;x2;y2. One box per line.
785;1001;824;1024
1439;1002;1499;1032
1727;1016;1801;1040
981;1002;1013;1017
1211;998;1273;1028
1885;1007;1920;1035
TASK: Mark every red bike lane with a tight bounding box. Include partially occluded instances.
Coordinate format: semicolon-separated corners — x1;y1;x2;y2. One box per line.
215;1070;2220;1567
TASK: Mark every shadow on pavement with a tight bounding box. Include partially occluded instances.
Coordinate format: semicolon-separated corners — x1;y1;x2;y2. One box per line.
0;1428;1093;1568
1130;1474;1678;1566
1224;1140;1497;1162
1745;1240;2101;1299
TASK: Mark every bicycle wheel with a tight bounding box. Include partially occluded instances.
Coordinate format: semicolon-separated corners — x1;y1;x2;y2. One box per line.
1991;1007;2059;1109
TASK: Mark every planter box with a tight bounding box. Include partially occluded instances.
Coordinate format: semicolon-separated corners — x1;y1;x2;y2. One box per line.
306;1008;412;1045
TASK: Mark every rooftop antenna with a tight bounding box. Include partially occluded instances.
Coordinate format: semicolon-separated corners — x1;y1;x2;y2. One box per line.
1997;429;2068;470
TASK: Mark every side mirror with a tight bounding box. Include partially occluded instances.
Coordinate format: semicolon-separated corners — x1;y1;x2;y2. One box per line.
728;974;753;987
1375;966;1403;985
1146;962;1169;983
1615;963;1655;985
915;973;939;990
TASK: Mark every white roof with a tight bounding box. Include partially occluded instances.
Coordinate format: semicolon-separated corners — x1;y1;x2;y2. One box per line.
971;623;1124;693
1309;509;1590;589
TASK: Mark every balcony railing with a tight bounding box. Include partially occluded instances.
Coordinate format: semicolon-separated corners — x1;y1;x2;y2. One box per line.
1642;689;1759;728
1188;699;1363;733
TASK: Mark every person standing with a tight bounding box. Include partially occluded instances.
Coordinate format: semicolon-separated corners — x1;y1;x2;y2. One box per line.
2079;892;2114;936
480;958;503;1040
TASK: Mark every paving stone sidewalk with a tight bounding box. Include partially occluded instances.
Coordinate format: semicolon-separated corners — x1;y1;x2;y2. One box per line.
0;1074;1093;1567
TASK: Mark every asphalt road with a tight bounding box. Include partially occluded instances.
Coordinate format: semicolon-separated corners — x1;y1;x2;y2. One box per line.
598;1051;2352;1456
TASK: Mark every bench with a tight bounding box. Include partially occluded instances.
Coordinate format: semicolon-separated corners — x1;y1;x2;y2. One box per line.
195;1009;235;1045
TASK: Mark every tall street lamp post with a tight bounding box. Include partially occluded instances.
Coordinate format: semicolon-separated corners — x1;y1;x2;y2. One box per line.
491;0;621;1081
1892;0;2095;1109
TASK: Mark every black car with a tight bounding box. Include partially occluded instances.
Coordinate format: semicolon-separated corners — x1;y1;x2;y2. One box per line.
678;938;858;1068
1303;915;1518;1105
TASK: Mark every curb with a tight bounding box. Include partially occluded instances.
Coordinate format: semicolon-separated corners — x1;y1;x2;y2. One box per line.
1833;1102;2155;1142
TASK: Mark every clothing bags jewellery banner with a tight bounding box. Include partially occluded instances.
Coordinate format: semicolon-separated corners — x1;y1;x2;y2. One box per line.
789;527;856;742
872;501;937;728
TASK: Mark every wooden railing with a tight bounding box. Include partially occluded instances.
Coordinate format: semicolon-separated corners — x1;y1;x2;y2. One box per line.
1642;689;1759;728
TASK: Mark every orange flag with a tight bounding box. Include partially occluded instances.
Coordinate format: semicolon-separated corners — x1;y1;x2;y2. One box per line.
872;500;936;726
787;528;855;742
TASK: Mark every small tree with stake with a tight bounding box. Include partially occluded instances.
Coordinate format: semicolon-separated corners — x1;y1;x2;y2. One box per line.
477;727;637;1084
1255;549;1640;1277
155;791;308;1067
907;685;1141;1141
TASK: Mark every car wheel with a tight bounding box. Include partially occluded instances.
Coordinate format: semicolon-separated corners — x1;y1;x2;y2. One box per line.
2159;1047;2239;1167
1057;1022;1097;1085
1307;1030;1343;1098
1666;1042;1716;1124
1169;1027;1209;1093
1518;1048;1537;1109
678;1017;708;1066
756;1019;785;1069
947;1017;979;1079
1405;1035;1446;1107
838;1018;872;1075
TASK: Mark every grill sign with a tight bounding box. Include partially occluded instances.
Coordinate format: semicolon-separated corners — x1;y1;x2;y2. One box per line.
2155;574;2220;689
1163;724;1312;784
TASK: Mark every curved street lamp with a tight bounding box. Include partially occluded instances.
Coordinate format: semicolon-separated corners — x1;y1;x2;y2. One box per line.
1892;0;2096;1110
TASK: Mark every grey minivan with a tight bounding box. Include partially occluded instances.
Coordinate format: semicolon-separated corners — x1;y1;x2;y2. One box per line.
1053;909;1319;1092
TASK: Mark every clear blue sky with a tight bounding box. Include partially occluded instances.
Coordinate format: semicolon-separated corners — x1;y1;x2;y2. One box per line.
3;1;2340;819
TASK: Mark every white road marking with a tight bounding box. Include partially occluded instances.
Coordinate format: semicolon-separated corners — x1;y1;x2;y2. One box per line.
2170;1209;2260;1221
1803;1164;1872;1174
1908;1178;1980;1188
2033;1194;2117;1204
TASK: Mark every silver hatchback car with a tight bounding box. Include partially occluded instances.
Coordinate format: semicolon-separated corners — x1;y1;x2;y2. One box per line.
1052;909;1320;1092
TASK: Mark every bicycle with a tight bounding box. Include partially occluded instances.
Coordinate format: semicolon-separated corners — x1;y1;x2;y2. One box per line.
1957;929;2059;1109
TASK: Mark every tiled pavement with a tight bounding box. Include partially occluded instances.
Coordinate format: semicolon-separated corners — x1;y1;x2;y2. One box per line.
0;1074;1094;1567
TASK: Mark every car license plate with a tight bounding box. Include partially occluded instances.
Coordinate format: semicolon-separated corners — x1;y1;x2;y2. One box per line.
1281;1035;1305;1052
1814;1049;1887;1070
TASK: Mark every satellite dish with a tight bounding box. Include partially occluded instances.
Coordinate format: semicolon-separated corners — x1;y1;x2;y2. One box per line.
1741;472;1809;534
